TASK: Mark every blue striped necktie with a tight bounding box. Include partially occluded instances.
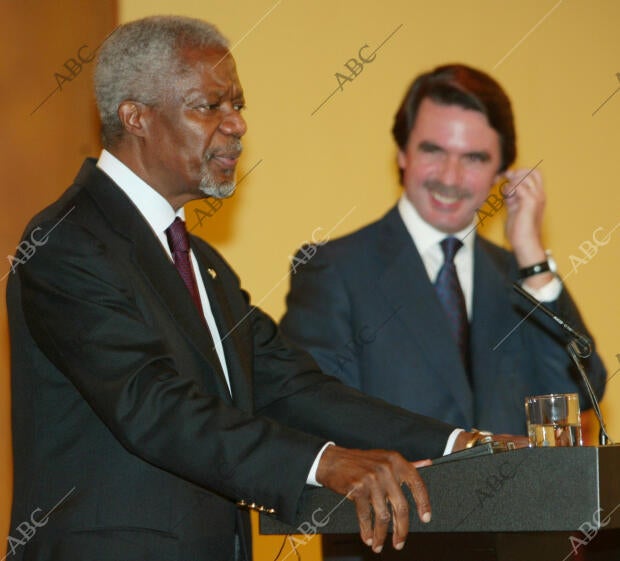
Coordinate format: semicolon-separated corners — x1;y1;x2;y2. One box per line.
435;237;470;378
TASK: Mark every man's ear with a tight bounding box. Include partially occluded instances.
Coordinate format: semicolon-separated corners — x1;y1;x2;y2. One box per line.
494;169;511;198
397;149;406;170
117;101;151;138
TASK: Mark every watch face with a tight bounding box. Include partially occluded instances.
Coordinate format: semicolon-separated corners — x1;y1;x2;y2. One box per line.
545;250;557;273
549;258;557;273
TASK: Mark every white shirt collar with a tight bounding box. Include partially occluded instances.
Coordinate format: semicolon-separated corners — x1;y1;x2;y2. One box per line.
397;193;476;255
397;194;476;316
96;149;184;250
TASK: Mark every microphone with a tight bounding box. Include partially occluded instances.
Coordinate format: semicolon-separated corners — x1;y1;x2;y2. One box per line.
512;282;611;445
512;282;592;357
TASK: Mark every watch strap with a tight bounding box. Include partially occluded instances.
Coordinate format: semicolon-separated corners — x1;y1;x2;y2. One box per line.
518;260;551;279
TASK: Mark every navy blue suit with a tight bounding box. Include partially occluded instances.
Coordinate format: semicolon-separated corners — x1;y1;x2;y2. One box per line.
282;205;607;435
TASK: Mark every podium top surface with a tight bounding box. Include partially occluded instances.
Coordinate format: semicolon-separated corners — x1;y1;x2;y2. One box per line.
260;445;620;535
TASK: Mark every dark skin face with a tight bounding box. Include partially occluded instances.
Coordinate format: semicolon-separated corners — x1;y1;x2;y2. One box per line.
115;47;247;210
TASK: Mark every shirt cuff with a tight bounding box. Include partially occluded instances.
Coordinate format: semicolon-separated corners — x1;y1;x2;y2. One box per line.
522;276;562;302
444;428;464;455
306;442;336;486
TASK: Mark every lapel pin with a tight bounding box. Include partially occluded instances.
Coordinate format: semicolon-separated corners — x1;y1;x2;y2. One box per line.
207;268;217;279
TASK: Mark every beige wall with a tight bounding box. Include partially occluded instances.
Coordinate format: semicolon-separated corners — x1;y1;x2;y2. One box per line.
3;1;619;560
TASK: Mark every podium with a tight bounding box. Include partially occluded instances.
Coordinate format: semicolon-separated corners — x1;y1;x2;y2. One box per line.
260;446;620;560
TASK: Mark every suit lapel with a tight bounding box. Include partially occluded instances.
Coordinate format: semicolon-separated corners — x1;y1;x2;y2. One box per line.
191;242;254;412
78;160;232;399
470;238;512;377
376;207;473;422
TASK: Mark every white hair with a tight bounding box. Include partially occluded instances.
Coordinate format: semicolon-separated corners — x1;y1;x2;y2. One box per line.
95;15;229;147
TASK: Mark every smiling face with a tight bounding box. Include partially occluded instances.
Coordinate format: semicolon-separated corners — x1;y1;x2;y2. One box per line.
398;97;503;233
138;47;247;209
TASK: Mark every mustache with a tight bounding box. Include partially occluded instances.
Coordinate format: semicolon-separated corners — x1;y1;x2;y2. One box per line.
423;179;472;200
205;139;243;161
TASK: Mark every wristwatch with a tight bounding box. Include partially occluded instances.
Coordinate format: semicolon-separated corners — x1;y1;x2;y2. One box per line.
518;249;557;280
465;428;494;449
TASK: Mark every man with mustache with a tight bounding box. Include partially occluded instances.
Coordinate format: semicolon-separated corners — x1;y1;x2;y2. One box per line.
8;20;529;561
281;63;606;560
283;64;606;432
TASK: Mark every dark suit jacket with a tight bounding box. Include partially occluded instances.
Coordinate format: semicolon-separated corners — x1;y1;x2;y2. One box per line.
281;205;606;434
7;162;455;561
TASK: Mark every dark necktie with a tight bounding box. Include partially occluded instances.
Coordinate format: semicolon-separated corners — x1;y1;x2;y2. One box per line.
165;217;204;316
435;237;470;376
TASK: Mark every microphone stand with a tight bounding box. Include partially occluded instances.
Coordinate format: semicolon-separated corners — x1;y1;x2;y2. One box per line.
566;340;611;445
512;282;612;446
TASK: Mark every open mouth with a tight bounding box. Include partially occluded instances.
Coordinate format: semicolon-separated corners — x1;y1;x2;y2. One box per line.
424;181;471;207
431;191;461;205
210;152;241;170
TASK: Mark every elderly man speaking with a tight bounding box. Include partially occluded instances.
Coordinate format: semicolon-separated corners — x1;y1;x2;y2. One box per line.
6;15;525;561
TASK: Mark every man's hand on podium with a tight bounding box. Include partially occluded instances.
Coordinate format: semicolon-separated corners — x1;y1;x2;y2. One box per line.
316;445;432;554
453;431;530;451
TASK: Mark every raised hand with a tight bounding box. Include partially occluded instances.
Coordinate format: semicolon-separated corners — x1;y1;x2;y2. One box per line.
502;168;554;289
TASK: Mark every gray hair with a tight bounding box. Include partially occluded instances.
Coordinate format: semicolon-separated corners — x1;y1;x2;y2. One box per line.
95;15;229;147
